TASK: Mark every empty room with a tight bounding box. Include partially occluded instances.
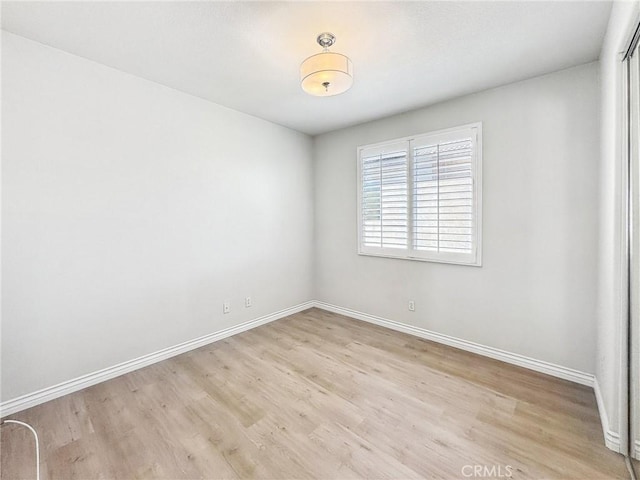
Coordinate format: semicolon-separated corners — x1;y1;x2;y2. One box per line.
3;1;640;479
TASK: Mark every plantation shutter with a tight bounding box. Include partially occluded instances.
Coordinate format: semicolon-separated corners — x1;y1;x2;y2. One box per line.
360;142;409;250
358;123;481;265
413;129;476;257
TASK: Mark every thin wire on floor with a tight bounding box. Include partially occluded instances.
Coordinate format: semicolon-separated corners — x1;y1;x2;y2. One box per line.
0;419;40;480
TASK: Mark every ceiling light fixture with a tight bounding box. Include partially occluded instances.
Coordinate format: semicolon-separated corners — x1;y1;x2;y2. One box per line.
300;32;353;97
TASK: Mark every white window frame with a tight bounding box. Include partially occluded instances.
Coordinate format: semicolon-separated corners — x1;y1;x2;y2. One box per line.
357;122;482;266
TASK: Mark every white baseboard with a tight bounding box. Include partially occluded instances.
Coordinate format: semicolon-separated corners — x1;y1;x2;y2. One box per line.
593;378;622;453
0;301;315;417
1;299;617;457
312;301;595;387
634;440;640;459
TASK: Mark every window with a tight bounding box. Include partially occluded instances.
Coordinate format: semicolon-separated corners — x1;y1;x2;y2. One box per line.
358;123;482;266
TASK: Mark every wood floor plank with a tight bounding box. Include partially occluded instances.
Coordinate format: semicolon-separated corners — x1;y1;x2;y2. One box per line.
1;308;628;479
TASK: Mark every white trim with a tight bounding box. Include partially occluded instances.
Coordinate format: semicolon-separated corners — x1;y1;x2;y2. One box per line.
356;122;483;152
614;7;640;455
312;301;594;387
356;122;482;267
0;301;315;417
619;46;632;457
595;377;623;453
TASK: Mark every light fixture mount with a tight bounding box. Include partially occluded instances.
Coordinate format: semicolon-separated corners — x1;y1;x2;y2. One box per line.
316;32;336;50
300;32;353;97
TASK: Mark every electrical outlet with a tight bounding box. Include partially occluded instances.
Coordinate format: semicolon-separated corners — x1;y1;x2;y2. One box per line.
245;297;252;308
223;302;230;314
408;300;415;312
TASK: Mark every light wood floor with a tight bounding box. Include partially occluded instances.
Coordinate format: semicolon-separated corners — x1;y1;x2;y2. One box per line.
1;308;628;479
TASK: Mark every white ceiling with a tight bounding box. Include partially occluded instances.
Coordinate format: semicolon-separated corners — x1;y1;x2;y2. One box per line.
2;1;611;136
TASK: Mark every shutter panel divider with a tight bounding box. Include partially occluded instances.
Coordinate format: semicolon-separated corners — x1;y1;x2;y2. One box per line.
407;139;415;256
437;143;441;252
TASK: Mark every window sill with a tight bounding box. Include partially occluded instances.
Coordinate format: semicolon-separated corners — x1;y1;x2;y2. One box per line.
357;250;482;267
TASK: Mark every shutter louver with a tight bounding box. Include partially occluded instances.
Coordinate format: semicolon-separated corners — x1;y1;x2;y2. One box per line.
414;136;474;254
358;124;480;265
361;146;408;249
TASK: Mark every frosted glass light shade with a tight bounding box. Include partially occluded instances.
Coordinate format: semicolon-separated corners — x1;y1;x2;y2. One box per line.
300;52;353;97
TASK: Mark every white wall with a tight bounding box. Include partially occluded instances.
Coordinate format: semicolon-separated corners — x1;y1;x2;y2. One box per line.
1;32;314;402
314;63;600;375
0;26;613;444
598;0;640;453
